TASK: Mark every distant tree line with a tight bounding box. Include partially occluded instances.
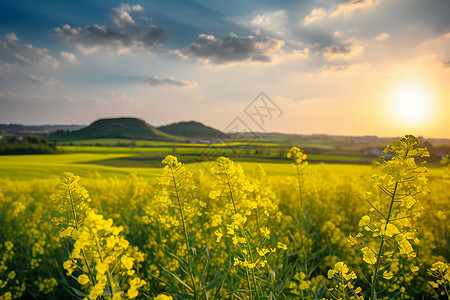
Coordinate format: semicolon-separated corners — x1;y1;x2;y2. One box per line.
0;135;61;155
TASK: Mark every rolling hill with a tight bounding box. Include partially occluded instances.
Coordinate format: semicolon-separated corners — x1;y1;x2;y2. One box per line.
157;121;222;139
49;118;178;141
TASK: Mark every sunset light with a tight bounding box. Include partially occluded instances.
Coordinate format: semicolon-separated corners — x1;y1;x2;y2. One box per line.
1;1;450;299
390;84;434;125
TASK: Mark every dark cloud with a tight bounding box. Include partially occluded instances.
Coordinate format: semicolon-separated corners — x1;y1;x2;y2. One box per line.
54;4;167;53
323;62;371;72
140;76;197;87
322;40;362;61
55;24;166;52
184;33;284;64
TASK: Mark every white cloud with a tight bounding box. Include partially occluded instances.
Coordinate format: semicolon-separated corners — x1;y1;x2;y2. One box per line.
6;32;18;43
0;33;59;68
303;8;327;25
24;74;58;85
60;51;78;64
304;0;381;25
140;76;198;87
334;31;343;38
167;49;189;60
375;33;389;41
288;48;310;59
249;10;287;35
418;32;450;68
112;3;145;28
0;60;12;79
330;0;379;18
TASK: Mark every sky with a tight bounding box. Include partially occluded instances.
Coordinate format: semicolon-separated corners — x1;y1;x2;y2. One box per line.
0;0;449;138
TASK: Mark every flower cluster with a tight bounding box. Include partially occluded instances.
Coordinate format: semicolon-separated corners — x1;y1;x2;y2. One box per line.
287;147;308;165
51;172;92;237
348;135;429;299
210;156;289;299
428;261;450;298
1;135;448;299
326;262;363;300
63;211;146;299
51;172;146;300
0;241;25;300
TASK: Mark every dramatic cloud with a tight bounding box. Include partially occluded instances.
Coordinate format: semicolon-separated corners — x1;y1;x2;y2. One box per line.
55;24;166;53
59;51;78;64
112;3;144;28
140;76;198;87
0;33;59;68
185;33;284;65
24;74;57;85
304;0;380;25
54;4;166;53
322;40;363;61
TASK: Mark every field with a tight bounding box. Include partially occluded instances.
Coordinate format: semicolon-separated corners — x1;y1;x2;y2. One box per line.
0;136;449;299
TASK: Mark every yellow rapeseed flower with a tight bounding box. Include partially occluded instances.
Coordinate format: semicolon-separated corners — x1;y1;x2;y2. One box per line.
77;274;89;285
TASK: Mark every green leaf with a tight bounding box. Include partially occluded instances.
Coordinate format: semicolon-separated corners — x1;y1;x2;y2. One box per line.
204;268;222;291
161;267;194;293
70;286;88;297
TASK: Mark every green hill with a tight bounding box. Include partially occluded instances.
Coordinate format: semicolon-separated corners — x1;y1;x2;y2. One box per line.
49;118;179;141
157;121;222;139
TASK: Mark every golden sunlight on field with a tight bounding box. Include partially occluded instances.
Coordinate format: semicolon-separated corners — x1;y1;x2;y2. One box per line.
1;135;449;299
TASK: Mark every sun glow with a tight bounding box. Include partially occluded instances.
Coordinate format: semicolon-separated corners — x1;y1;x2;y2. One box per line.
390;84;434;125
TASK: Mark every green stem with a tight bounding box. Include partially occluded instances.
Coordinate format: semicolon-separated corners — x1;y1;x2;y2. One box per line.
225;173;238;215
242;227;260;298
371;181;398;300
296;164;303;214
224;172;258;298
245;266;253;300
94;233;116;298
68;190;95;286
170;167;198;299
295;164;308;275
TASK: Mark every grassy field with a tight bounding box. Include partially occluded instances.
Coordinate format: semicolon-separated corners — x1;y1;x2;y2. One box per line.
0;152;444;181
0;135;446;181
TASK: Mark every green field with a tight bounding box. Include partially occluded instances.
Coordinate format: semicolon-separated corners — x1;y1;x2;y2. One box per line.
1;134;446;181
0;152;444;181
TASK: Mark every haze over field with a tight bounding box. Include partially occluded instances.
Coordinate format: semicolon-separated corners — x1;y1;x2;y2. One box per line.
0;0;449;138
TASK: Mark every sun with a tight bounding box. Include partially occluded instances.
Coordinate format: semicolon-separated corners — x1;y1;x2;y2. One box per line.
390;84;433;125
